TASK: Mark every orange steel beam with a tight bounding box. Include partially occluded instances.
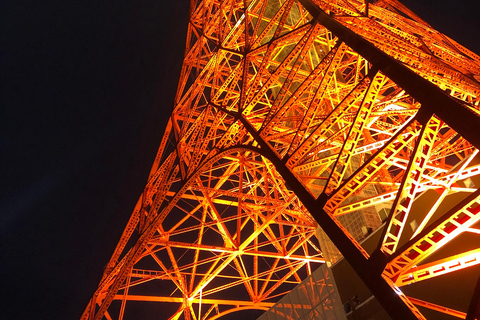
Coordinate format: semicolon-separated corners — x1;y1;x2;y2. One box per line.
146;240;323;262
324;118;421;215
325;73;388;194
81;0;480;319
408;296;467;319
381;116;442;255
395;248;480;286
113;295;274;308
238;119;422;319
298;0;480;146
383;189;480;281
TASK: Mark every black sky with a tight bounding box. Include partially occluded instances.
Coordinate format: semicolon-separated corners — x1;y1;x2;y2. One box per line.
1;0;479;319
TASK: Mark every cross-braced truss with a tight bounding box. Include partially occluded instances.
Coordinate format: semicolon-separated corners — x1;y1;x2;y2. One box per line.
82;0;480;319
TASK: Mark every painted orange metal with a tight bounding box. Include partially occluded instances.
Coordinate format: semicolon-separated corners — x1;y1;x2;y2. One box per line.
81;0;480;319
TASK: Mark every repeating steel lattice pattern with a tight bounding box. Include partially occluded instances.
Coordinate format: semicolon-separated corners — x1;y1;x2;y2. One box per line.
82;0;480;319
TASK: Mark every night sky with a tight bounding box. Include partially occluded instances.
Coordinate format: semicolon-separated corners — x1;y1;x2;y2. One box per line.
1;0;479;319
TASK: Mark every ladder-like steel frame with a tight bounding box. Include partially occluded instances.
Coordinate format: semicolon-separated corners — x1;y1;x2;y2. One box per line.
82;0;480;319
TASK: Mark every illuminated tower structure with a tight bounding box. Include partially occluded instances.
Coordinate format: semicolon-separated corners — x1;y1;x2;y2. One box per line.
81;0;480;319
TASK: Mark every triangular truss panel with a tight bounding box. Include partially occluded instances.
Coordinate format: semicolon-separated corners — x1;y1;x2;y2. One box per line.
82;0;480;319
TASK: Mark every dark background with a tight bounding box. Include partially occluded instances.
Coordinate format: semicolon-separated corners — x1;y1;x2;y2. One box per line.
1;0;479;319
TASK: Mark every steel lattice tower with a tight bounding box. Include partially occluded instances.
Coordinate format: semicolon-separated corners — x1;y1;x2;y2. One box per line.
81;0;480;319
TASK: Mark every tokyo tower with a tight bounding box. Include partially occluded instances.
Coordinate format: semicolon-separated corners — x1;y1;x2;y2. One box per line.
81;0;480;319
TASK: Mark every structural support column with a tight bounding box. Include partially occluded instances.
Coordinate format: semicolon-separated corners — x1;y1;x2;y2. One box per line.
238;114;420;320
298;0;480;151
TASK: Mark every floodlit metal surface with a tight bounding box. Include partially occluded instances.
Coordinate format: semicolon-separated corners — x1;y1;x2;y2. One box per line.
81;0;480;319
